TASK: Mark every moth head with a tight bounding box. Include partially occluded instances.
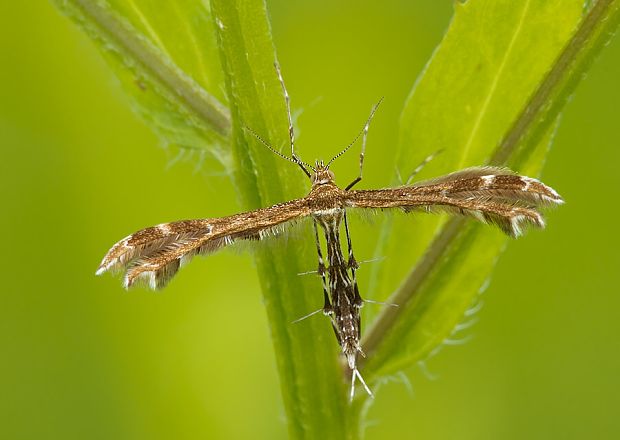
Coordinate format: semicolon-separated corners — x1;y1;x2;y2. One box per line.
311;160;336;186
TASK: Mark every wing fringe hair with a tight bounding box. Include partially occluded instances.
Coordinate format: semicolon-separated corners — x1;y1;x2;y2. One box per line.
96;200;311;290
346;167;563;237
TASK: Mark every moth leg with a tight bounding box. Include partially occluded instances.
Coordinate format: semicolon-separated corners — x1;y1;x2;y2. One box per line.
312;220;331;314
343;211;363;307
274;63;297;159
273;62;313;178
342;211;358;270
344;99;383;191
402;149;444;185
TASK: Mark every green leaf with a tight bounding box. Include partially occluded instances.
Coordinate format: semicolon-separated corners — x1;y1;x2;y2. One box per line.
52;0;620;436
362;0;620;381
53;0;231;166
210;1;350;439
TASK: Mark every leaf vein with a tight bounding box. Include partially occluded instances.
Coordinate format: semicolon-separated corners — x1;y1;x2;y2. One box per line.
459;0;532;167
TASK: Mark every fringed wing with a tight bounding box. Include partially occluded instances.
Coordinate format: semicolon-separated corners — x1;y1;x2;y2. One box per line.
346;167;563;237
96;198;312;290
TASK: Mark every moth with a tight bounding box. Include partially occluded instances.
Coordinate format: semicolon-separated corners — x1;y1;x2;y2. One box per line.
97;64;563;400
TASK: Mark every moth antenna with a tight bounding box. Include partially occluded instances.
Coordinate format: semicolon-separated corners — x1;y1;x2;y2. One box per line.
243;125;314;178
328;97;384;168
243;125;292;162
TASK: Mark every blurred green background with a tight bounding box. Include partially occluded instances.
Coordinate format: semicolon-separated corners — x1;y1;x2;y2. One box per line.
1;1;619;439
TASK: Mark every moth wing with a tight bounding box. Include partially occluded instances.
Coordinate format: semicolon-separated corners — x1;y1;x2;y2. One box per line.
345;170;562;237
97;198;312;289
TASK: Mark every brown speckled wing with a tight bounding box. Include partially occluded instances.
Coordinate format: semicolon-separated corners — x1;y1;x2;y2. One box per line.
96;198;312;290
345;167;563;237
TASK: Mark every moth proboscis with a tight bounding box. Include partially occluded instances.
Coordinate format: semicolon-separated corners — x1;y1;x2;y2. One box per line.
97;63;563;400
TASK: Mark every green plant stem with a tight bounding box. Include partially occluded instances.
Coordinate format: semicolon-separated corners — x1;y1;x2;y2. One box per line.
66;0;231;136
210;1;351;438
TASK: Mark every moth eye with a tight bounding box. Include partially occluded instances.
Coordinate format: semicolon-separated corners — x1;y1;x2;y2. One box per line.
328;170;335;181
